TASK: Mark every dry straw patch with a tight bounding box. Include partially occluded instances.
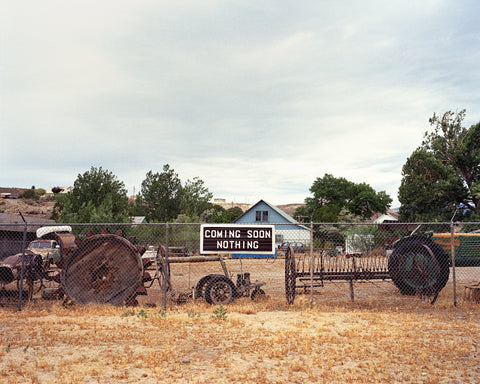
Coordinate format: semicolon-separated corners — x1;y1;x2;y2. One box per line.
1;297;479;383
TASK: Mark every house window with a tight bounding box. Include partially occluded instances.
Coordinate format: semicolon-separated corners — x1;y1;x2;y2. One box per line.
255;210;269;222
263;211;268;222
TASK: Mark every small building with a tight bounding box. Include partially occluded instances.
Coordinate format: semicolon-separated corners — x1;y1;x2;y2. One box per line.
45;186;73;197
0;213;56;258
234;200;311;248
129;216;147;226
373;212;399;224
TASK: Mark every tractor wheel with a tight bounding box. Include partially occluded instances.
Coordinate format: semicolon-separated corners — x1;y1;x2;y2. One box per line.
251;288;266;301
204;275;236;305
194;274;222;299
62;233;143;306
388;237;449;296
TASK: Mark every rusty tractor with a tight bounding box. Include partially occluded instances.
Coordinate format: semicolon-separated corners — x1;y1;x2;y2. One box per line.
0;226;76;302
0;251;44;300
2;225;266;307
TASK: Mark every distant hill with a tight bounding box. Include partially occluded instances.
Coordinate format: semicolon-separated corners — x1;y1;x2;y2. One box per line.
0;188;55;219
1;188;305;221
0;187;30;199
276;203;304;217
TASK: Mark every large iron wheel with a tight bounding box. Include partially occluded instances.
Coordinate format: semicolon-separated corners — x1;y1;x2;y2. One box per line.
204;275;236;305
285;246;296;304
195;274;222;299
62;234;143;306
388;237;449;296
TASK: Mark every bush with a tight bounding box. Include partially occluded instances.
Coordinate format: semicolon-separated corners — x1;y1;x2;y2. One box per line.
20;189;38;200
19;188;46;201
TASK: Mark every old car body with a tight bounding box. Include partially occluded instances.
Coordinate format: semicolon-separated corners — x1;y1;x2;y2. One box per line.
27;239;61;264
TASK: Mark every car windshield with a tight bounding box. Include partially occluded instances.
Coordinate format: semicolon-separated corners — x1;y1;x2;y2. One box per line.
28;241;51;249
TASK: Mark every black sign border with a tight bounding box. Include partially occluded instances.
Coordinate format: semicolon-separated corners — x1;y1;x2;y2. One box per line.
200;224;275;254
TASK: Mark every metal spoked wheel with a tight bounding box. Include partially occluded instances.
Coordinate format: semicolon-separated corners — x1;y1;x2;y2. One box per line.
388;237;449;296
285;246;296;305
195;274;222;300
204;275;236;305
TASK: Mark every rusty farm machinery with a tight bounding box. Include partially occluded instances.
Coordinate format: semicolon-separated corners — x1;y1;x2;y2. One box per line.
1;226;266;307
3;222;474;307
284;227;480;305
149;245;266;305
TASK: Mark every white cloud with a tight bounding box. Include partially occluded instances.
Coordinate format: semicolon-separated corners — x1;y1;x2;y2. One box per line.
2;0;480;210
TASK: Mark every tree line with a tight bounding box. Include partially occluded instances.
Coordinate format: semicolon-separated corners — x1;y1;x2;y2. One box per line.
50;109;480;224
52;164;243;224
294;109;480;223
398;110;480;221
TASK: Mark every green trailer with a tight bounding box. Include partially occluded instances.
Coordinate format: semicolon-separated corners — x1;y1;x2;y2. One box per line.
430;233;480;266
388;232;480;296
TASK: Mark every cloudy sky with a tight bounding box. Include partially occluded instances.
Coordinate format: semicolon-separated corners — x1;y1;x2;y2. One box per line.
1;1;480;208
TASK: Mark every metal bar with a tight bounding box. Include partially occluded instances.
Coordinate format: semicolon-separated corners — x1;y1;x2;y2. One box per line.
164;255;224;264
450;220;457;307
310;222;314;305
17;212;28;311
163;223;169;310
296;271;391;280
219;257;229;278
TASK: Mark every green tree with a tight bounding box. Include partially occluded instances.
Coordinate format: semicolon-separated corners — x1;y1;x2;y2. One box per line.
179;177;213;218
200;204;226;222
200;205;243;223
54;166;129;223
398;148;467;221
140;165;182;222
128;195;147;217
296;174;392;222
399;110;480;220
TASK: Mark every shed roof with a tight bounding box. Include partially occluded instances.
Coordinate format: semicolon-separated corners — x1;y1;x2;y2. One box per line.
234;199;309;230
0;213;55;233
373;212;399;224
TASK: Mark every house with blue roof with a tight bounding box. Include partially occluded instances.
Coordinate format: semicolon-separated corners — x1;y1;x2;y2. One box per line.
234;200;311;249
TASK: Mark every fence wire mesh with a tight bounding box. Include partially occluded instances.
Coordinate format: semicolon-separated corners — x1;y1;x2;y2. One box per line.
1;221;480;309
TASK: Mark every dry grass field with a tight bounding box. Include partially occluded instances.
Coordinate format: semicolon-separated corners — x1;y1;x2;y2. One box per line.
1;255;480;383
1;288;480;384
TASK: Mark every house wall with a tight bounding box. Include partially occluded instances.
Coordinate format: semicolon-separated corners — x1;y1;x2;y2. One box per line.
234;201;279;224
234;200;311;249
275;228;311;246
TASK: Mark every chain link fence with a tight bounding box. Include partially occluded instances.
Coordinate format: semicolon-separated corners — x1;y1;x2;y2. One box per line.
1;221;480;310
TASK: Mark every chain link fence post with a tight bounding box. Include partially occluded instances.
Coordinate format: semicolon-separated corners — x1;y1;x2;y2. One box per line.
309;221;314;305
450;219;457;307
163;222;169;310
17;212;28;311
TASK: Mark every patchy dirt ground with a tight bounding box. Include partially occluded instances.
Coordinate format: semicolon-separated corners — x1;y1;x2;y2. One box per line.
0;197;55;219
1;296;480;384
